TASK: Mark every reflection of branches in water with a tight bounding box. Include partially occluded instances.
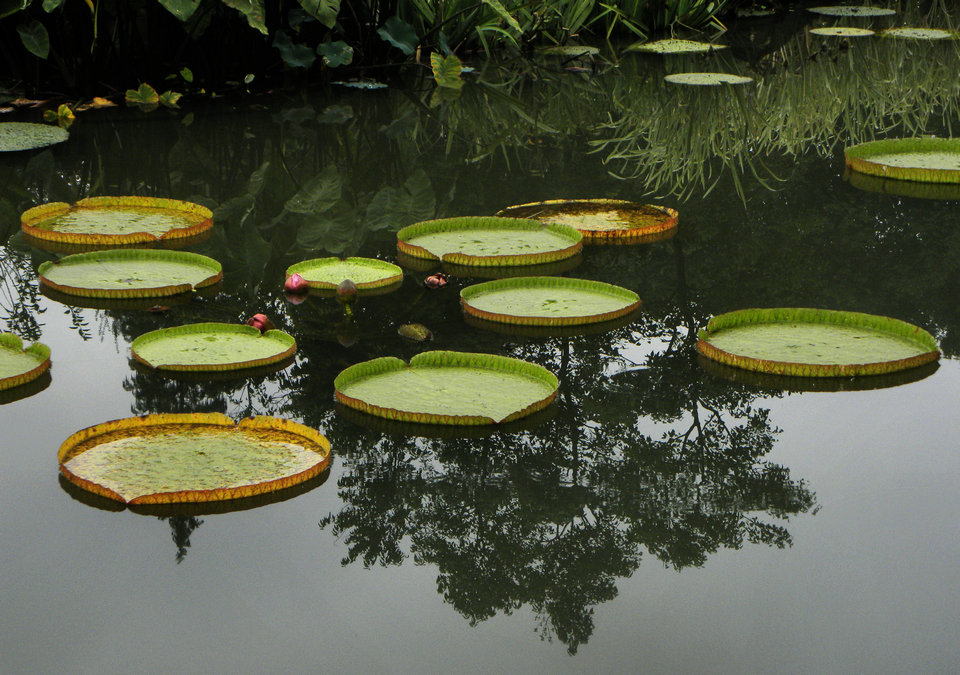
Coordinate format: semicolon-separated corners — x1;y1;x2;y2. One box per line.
0;247;44;340
159;515;204;564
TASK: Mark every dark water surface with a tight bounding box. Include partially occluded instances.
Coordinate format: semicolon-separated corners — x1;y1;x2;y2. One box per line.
3;13;960;673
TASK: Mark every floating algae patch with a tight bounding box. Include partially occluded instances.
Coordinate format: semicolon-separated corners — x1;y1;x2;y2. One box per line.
808;6;896;16
0;122;69;152
58;414;331;504
845;138;960;183
21;197;213;246
881;27;958;39
335;351;558;425
285;257;402;289
628;39;727;54
697;308;939;377
397;217;581;267
0;333;51;391
38;249;221;298
131;323;296;372
664;73;754;86
810;27;875;36
496;199;677;243
461;277;640;326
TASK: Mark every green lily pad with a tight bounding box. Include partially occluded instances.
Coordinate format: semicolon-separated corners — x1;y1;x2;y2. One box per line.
696;308;939;377
496;199;678;243
809;26;875;36
880;27;958;39
397;217;582;267
844;167;960;200
536;45;600;56
38;249;222;299
808;6;896;16
58;413;331;505
664;72;754;86
627;39;727;54
21;196;213;247
285;257;403;290
845;137;960;183
335;351;559;425
0;122;69;152
131;323;296;372
461;276;640;326
0;332;51;391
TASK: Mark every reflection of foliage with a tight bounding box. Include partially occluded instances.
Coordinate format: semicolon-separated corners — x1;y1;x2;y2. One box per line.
0;246;43;340
160;515;204;564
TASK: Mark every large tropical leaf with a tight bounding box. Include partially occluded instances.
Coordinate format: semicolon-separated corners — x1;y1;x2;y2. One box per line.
298;0;340;28
221;0;267;35
156;0;201;21
17;20;49;59
377;16;418;54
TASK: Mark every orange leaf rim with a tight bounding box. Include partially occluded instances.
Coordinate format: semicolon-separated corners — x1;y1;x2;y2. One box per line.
334;351;559;426
460;276;641;326
0;332;51;391
396;216;583;267
844;137;960;184
130;322;296;372
696;308;940;378
37;249;222;299
57;413;331;505
21;196;213;246
495;199;678;243
285;256;403;290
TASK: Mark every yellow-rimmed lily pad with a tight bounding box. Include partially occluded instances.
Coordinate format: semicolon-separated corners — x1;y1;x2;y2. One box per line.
131;323;296;372
0;333;51;391
285;257;402;290
21;196;213;247
461;276;640;326
809;26;875;36
627;39;727;53
664;73;754;86
696;308;939;377
397;217;582;267
808;6;896;16
496;199;678;243
335;351;558;425
880;27;958;39
845;137;960;183
38;249;222;299
58;413;331;505
0;122;69;152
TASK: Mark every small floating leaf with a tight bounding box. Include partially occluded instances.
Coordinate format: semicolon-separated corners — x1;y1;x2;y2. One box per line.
125;83;160;105
627;39;727;54
398;323;433;341
807;6;896;16
537;45;600;56
664;72;754;86
880;27;958;39
809;26;875;36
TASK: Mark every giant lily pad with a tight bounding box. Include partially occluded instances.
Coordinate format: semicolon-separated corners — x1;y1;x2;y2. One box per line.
461;276;640;326
664;73;754;86
880;27;958;39
0;122;69;152
496;199;678;243
285;257;402;290
809;26;875;36
131;323;296;372
0;332;51;391
397;217;582;267
335;351;558;425
808;6;896;16
38;249;221;299
58;413;331;505
627;39;727;54
845;137;960;183
21;196;213;247
696;308;939;377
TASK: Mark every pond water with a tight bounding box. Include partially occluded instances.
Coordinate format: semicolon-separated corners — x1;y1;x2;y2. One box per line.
3;9;960;673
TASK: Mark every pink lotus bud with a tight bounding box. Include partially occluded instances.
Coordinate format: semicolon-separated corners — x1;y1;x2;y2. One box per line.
246;313;275;333
284;273;309;295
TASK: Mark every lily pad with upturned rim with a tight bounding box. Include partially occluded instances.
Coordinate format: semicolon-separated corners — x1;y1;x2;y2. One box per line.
335;351;559;425
0;332;51;391
0;122;69;152
880;27;958;40
21;196;213;247
397;217;582;267
58;413;331;505
461;276;640;327
285;257;403;290
809;26;875;36
807;6;896;16
845;137;960;183
131;323;296;372
696;308;939;377
495;199;678;243
38;249;222;299
664;73;754;86
627;39;727;54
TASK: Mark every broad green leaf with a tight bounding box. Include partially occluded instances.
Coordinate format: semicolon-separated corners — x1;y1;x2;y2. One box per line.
221;0;267;35
481;0;521;33
298;0;340;28
180;66;194;82
159;90;183;109
42;103;74;129
317;40;353;67
156;0;200;21
285;166;341;214
430;52;463;90
17;20;50;60
273;30;317;69
377;16;418;55
125;83;160;105
42;0;65;11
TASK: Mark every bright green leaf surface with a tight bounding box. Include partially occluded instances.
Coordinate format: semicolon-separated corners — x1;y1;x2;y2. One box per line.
406;228;575;258
462;277;638;321
867;151;960;170
628;39;726;53
286;257;401;287
39;250;220;294
33;207;203;236
664;73;753;86
132;324;294;369
125;83;160;105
